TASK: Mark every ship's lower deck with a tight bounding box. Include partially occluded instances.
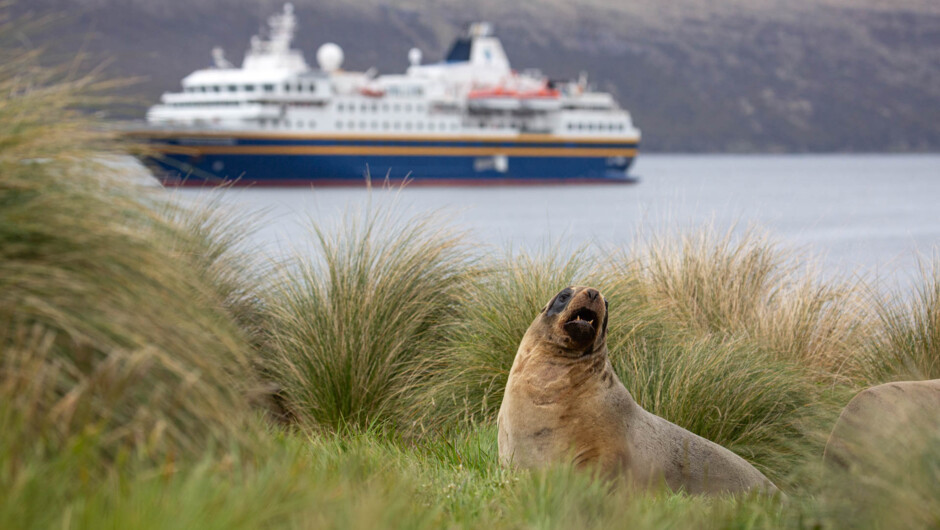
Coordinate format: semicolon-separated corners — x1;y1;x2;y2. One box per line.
132;131;639;186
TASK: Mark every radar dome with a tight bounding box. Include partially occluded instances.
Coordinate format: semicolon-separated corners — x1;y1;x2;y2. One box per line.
317;43;344;72
408;47;422;66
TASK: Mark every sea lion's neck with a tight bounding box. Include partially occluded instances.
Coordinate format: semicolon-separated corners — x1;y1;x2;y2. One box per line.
518;339;611;390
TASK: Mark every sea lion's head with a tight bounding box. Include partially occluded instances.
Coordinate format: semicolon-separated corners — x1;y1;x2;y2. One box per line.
529;286;609;356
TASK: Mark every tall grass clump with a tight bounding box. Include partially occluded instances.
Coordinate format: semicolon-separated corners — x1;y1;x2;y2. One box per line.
418;248;589;427
0;40;259;465
611;334;828;484
261;203;473;431
631;227;868;377
865;257;940;382
163;200;270;348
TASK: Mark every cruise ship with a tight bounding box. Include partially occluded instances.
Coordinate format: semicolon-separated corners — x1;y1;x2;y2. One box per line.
133;4;641;186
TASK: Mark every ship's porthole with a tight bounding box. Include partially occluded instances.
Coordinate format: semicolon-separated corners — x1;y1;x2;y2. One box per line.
212;161;224;172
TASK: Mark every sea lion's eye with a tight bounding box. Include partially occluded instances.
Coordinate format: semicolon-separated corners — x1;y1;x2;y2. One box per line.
546;288;574;316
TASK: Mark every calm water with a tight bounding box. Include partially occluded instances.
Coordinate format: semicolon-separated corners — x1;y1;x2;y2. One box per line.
172;154;940;288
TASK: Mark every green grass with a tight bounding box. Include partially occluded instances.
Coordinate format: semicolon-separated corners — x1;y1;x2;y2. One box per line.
3;20;940;529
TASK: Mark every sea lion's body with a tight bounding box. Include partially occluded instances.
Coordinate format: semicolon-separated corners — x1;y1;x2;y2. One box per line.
824;379;940;469
497;286;778;495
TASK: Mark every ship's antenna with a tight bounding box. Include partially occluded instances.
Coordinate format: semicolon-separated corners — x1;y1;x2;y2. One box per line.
211;47;233;68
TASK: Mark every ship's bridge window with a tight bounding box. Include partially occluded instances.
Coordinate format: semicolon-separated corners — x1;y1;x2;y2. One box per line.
263;84;274;93
309;83;316;92
212;86;221;92
284;84;291;92
297;83;303;92
244;85;255;92
228;85;238;92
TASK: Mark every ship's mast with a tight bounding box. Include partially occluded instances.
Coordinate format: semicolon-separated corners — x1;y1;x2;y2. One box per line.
266;3;296;54
242;3;308;72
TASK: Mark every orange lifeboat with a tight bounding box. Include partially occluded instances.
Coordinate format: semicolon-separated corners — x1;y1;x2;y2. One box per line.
359;86;385;98
467;87;521;110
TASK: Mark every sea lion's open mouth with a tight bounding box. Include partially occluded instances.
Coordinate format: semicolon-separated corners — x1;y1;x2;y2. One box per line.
563;308;598;342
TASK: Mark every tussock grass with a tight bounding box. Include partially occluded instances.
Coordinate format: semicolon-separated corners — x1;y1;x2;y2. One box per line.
0;41;259;466
629;227;869;377
865;257;940;381
261;203;474;431
163;200;270;346
612;335;828;484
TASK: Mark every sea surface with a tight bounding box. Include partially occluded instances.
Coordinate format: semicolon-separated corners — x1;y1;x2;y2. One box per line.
167;154;940;289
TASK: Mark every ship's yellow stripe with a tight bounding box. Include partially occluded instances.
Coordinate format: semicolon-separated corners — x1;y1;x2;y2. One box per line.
129;130;640;145
151;144;639;158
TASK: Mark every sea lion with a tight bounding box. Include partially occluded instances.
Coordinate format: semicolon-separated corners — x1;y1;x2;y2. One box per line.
823;379;940;469
497;286;779;495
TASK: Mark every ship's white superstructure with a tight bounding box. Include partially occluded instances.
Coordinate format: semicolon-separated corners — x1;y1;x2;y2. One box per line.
146;4;640;141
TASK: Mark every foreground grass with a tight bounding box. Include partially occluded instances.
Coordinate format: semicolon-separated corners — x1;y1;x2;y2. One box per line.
0;423;798;530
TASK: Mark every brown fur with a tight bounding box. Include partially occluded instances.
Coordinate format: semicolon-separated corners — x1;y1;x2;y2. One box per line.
824;379;940;469
497;286;779;495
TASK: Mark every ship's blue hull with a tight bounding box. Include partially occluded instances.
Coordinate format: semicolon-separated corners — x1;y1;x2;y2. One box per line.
134;132;639;186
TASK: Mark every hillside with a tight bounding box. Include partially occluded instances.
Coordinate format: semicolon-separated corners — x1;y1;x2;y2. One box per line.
17;0;940;152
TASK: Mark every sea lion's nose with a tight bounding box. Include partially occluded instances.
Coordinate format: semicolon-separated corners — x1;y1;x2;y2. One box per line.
586;288;599;301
